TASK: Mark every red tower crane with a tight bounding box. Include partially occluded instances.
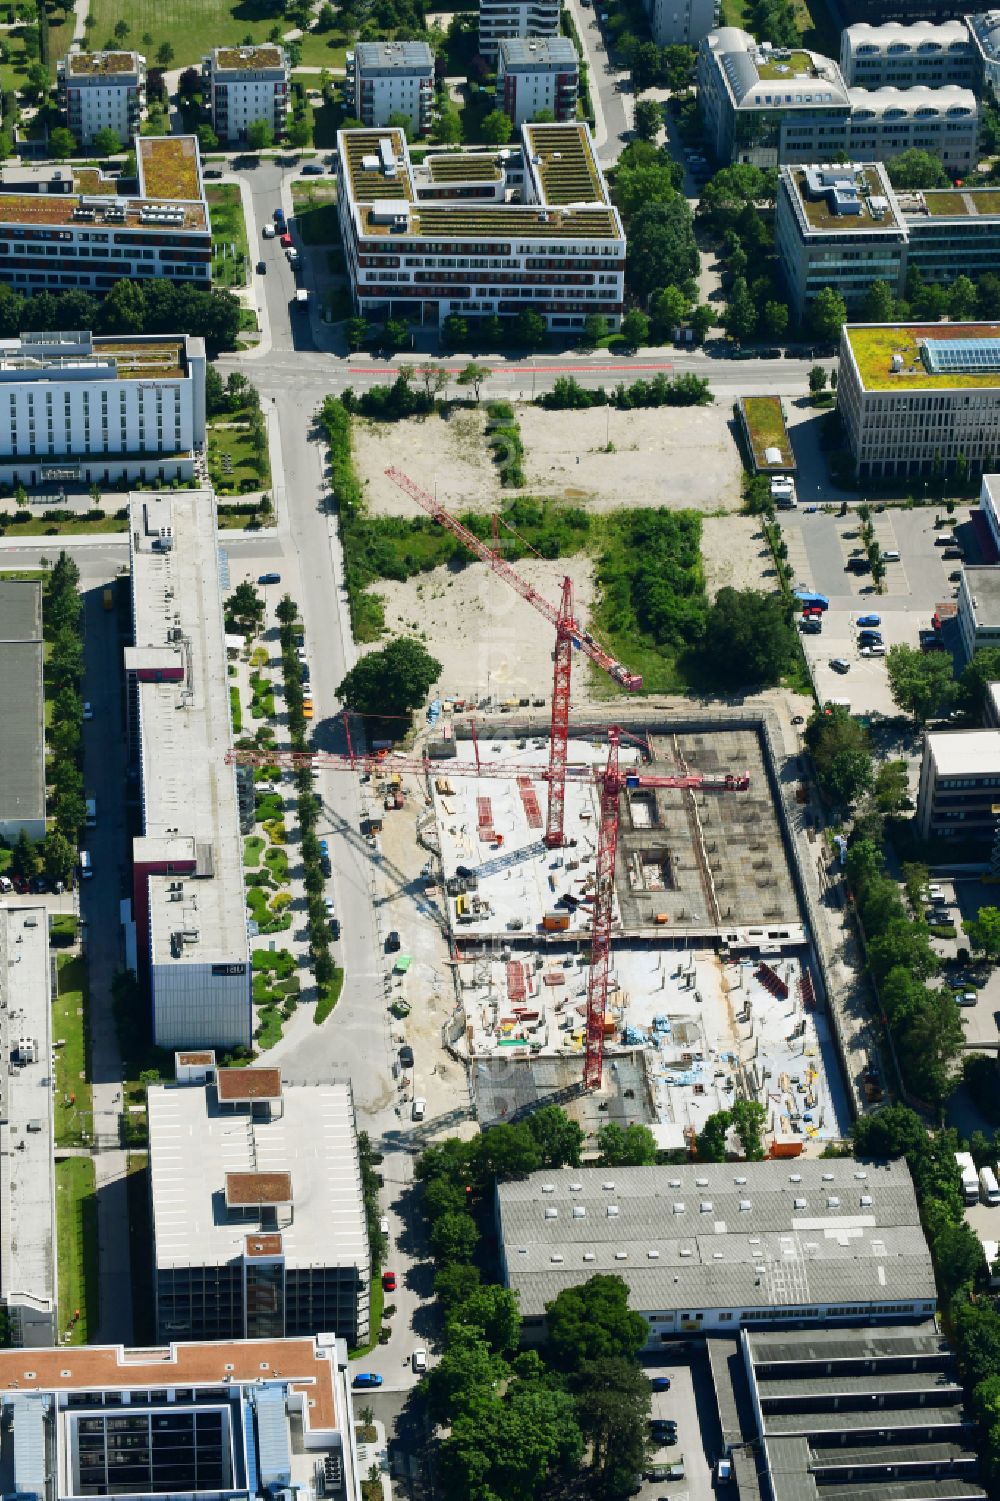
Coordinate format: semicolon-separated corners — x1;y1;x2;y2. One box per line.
225;732;749;1088
383;465;642;849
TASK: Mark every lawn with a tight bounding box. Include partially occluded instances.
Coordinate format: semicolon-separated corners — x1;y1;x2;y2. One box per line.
292;32;349;67
207;183;249;289
87;0;280;68
244;833;264;866
924;191;971;216
54;955;93;1147
741;396;793;471
55;1156;99;1344
848;323;1000;390
208;423;270;494
291;182;340;245
0;515;128;536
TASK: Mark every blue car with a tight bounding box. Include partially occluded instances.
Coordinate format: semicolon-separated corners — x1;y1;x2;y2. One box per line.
650;1376;672;1391
856;614;881;628
257;572;281;585
353;1373;383;1388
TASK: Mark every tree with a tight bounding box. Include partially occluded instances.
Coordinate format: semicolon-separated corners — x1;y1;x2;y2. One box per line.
425;1329;506;1424
434;1260;481;1311
863;279;896;323
156;40;174;66
651;284;689;333
430;1209;479;1265
246;118;273;150
703;588;795;688
441;314;468;347
448;1284;521;1354
634;97;662;141
964;906;1000;961
481;108;513;145
48;126;76;160
874;758;911;815
386;109;411;140
851;1103;928;1161
525;1104;583;1167
613;161;684;223
596;1121;658;1166
513;309;546;349
574;1357;650;1494
287;115;310;149
178;65;201;96
345;316;368;352
805;704;873;808
225;581;265;637
887;148;950;189
415;362;449;401
581;312;608;348
690;302;716;343
761;299;789;340
456;361;489;402
620;308;650;349
382;317;409;350
11;829;39;882
808;364;828;395
547;1275;648;1372
724;276;757;344
44;829;76;887
731;1099;767;1159
886;643;956;725
808;285;847;342
949;274;978;321
696;1109;731;1162
697;163;776;234
196;123;219;152
114;16;129;37
476;1122;542;1183
626;195;699;299
336;636;441;723
432;102;461;144
93;125;122;155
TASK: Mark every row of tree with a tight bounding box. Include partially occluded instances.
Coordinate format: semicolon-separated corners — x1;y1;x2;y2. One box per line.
539;372;712;410
39;553;87;886
0;280;241;352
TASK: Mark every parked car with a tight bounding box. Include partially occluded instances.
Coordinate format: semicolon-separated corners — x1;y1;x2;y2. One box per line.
399;1044;414;1068
949;570;964;582
799;619;822;634
330;917;341;940
280;232;293;248
262;223;276;238
82;701;93;720
856;614;881;627
257;572;281;585
203;167;223;178
256;260;267;274
412;1349;428;1374
412;1097;426;1120
830;658;851;674
302;162;325;175
860;644;886;657
353;1373;383;1388
273;208;285;225
650;1376;672;1391
382;1270;397;1291
386;929;401;951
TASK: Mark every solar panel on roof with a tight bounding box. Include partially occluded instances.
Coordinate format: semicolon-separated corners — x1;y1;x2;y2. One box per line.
921;336;1000;374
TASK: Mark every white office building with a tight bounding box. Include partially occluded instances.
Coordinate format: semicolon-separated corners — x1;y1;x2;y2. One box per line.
917;727;1000;840
125;491;251;1052
839;21;977;88
497;1160;936;1345
337;122;625;332
202;45;289;143
968;11;1000;95
645;0;715;47
57;50;146;146
847;85;978;175
479;0;560;63
0;135;211;294
0;906;56;1347
497;38;579;124
0;330;205;489
353;41;433;135
149;1060;370;1347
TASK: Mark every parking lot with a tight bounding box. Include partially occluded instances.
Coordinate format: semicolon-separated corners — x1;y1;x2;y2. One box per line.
779;504;984;716
638;1351;718;1501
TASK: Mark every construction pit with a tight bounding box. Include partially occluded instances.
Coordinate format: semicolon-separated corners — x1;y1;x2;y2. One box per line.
377;715;852;1151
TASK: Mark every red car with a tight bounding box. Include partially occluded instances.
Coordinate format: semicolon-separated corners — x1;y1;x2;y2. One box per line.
802;605;823;618
280;232;293;248
382;1271;397;1292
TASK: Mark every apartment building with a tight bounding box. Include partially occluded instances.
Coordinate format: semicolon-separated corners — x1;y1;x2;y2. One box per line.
644;0;716;47
0;1334;363;1501
479;0;560;63
202;45;289;142
498;1160;936;1345
57;49;146;146
337;122;625;332
0;331;205;489
149;1058;370;1348
0;906;56;1348
496;37;578;125
697;28;977;170
838;322;1000;480
839;21;977;88
0;135;211;294
126;491;251;1052
917;725;1000;839
353;41;433;135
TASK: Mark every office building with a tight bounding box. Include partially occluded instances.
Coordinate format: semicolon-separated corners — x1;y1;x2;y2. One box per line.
957;565;1000;660
985;676;1000;725
697;29;977;170
497;37;578;124
776;162;907;320
57;50;146;147
0;1333;363;1501
126;492;251;1052
837;322;1000;479
0;135;211;293
337;122;624;332
353;41;433;135
734;1326;985;1501
981;472;1000;556
0;581;44;842
496;1159;936;1345
839;21;977;88
0;330;205;490
202;46;289;143
148;1058;370;1347
0;906;56;1348
968;11;1000;95
644;0;715;47
479;0;560;63
917;725;1000;839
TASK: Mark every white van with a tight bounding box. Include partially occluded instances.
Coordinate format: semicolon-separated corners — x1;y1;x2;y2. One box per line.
79;849;93;879
980;1165;1000;1205
883;549;901;562
85;797;96;828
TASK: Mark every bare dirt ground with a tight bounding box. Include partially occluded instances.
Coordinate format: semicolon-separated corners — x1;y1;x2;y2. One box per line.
370;555;595;703
353;408;502;516
517;403;743;511
353;403;744;516
701;515;775;599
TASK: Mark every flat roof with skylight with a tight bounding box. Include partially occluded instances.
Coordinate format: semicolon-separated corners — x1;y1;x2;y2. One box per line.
844;322;1000;390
